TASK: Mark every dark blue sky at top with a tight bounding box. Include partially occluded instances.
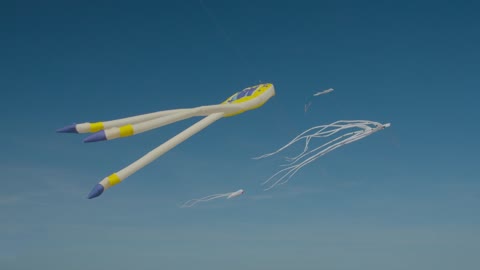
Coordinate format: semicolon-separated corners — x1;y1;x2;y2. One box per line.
1;1;479;269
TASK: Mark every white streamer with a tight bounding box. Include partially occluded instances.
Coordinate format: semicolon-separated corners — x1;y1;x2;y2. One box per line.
254;120;390;190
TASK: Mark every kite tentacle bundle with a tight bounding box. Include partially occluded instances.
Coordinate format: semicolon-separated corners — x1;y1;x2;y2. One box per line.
253;121;368;160
254;120;390;190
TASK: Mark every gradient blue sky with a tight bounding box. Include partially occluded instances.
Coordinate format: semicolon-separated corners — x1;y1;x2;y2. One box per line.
1;1;479;269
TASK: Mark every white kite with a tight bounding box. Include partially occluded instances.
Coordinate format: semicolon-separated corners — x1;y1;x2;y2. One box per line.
181;189;245;208
57;84;275;199
314;88;334;96
254;120;390;190
305;88;334;112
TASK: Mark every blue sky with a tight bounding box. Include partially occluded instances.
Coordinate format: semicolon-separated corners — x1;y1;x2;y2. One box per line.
1;1;479;269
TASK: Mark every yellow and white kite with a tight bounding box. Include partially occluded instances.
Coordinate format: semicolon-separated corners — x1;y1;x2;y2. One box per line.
57;84;275;199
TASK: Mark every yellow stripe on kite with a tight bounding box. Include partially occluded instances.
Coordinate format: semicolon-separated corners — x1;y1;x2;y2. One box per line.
90;122;104;132
119;124;134;137
107;173;122;186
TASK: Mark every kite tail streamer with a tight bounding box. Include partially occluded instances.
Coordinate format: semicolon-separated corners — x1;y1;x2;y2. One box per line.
255;120;390;190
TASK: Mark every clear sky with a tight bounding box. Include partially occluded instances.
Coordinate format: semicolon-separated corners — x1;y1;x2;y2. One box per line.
1;1;479;269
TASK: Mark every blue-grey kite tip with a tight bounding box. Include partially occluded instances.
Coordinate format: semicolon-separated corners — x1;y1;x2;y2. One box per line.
56;124;78;133
87;184;104;199
83;131;107;143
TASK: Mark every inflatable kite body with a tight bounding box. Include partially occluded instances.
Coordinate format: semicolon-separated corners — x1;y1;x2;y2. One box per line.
57;84;275;199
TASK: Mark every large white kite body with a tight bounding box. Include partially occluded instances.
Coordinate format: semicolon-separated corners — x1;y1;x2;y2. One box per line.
57;84;275;199
254;120;390;190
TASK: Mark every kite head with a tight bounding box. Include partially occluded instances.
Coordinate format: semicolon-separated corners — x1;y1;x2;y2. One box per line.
222;83;275;117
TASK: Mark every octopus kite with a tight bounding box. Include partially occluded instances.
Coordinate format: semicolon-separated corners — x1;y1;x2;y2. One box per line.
57;84;275;199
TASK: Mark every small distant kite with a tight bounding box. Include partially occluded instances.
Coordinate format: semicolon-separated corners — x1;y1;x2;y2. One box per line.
57;84;275;199
305;88;334;112
254;120;390;190
181;189;245;208
313;88;334;96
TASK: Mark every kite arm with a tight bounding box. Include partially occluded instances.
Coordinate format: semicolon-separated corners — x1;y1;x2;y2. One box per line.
56;108;192;134
83;104;243;143
87;112;225;199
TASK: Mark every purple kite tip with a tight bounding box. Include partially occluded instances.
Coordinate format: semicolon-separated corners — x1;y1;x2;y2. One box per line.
56;124;78;133
83;131;107;143
87;184;104;199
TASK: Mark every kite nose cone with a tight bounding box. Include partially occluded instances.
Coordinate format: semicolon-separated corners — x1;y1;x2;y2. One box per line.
83;131;107;143
87;184;104;199
57;124;78;133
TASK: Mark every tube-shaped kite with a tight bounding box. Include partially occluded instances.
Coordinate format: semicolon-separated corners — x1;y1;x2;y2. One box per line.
181;189;245;208
57;84;275;199
254;120;390;190
313;88;334;96
304;88;334;112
